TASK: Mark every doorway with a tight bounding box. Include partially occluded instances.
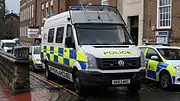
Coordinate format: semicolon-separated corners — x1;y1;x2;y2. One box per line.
128;16;139;46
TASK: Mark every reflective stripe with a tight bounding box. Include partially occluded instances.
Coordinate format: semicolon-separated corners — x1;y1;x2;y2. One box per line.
166;64;176;76
58;56;64;64
41;45;87;70
146;59;177;84
76;50;87;62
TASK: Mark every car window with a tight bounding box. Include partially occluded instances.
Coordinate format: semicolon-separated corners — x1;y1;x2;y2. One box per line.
48;28;55;43
146;48;159;59
55;27;64;43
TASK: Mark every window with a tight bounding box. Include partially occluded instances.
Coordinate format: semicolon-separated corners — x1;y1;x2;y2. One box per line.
50;5;53;14
157;48;180;60
34;47;40;54
32;5;34;18
76;24;133;45
48;28;55;43
157;0;172;28
30;6;32;19
55;27;64;43
66;25;73;37
146;48;159;59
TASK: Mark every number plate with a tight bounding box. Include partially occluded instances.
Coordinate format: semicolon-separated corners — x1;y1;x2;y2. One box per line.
112;79;131;85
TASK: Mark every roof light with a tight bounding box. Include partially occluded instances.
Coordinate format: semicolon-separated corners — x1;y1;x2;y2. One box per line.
69;5;110;10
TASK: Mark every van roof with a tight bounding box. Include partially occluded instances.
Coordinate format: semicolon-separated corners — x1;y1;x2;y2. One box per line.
1;40;16;43
45;5;125;25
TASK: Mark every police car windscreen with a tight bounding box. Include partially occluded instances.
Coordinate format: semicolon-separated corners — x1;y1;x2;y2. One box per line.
34;47;40;54
3;43;16;47
75;24;134;45
157;48;180;60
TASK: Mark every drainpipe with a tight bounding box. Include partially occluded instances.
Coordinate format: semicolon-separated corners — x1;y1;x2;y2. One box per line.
34;0;37;25
58;0;60;13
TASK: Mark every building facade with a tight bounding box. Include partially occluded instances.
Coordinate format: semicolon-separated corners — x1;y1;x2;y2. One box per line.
114;0;179;46
1;13;20;39
20;0;101;45
144;0;178;45
20;0;37;45
0;0;5;24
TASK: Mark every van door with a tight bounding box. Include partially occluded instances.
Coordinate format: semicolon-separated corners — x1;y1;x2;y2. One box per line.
64;24;76;67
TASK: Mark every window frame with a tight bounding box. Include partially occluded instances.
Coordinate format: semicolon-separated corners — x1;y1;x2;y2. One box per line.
157;0;172;29
48;28;55;43
146;48;162;62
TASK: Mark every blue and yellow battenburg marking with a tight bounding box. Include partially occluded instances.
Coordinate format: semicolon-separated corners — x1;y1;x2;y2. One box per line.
41;45;87;70
145;59;176;84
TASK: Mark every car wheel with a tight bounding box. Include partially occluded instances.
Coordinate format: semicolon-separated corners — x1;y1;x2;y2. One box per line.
30;61;35;71
159;72;172;89
127;82;141;93
73;71;85;96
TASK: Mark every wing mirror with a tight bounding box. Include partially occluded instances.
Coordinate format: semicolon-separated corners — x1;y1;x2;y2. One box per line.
151;56;159;60
65;37;75;49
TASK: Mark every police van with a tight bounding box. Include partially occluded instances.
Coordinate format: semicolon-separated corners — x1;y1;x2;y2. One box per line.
41;5;145;95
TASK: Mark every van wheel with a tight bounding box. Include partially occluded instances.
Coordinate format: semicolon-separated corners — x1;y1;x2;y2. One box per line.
127;82;141;93
159;72;172;89
73;71;85;96
45;64;56;80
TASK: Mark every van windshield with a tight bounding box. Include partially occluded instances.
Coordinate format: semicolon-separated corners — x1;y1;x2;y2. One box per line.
75;24;134;45
3;43;16;47
34;47;40;54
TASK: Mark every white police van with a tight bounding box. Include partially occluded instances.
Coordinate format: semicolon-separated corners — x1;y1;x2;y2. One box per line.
41;5;145;95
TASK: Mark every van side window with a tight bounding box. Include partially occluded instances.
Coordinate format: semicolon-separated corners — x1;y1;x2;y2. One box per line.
55;27;64;43
48;28;55;43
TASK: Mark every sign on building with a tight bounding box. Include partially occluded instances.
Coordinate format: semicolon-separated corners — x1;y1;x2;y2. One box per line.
156;31;169;44
28;26;41;38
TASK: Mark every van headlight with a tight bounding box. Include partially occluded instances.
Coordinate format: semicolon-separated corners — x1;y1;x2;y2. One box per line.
140;52;146;68
86;53;97;69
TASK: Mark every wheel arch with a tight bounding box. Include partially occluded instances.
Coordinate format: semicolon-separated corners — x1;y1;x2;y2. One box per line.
159;69;173;83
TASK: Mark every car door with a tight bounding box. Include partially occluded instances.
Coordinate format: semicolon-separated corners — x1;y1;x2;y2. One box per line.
145;48;162;80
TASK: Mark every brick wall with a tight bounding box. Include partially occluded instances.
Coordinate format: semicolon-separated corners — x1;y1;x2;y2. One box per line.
143;0;157;43
171;0;180;45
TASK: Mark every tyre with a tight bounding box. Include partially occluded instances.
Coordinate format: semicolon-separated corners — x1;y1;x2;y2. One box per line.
159;71;172;89
30;61;35;71
45;63;56;80
127;82;141;93
73;71;85;96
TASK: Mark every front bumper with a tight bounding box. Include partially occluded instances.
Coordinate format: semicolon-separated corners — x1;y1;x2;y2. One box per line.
78;69;146;87
34;64;43;70
174;71;180;85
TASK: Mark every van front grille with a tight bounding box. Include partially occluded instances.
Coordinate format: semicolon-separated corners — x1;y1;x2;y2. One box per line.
96;58;140;70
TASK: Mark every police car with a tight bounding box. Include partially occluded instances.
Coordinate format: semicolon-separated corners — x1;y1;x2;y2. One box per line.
138;45;180;89
29;45;43;71
41;5;146;95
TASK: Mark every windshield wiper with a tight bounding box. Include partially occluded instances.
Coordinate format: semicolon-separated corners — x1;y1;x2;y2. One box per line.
120;42;134;45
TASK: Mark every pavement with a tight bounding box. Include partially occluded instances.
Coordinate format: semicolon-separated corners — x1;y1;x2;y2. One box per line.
0;72;180;101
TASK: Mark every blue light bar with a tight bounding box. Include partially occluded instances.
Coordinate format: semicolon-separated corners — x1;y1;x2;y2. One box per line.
69;5;110;10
